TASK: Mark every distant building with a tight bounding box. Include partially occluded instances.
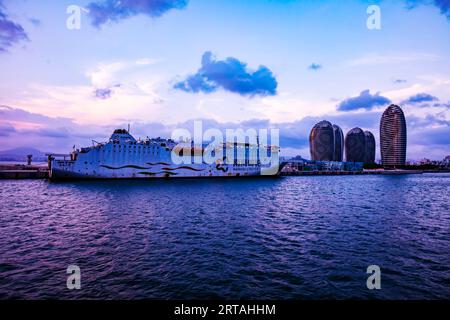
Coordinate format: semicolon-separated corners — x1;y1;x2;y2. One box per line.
309;121;376;164
345;127;366;162
380;104;407;166
333;124;344;162
364;131;376;164
310;120;335;161
282;157;364;173
444;155;450;166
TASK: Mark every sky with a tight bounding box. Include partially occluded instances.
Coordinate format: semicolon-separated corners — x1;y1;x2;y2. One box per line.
0;0;449;160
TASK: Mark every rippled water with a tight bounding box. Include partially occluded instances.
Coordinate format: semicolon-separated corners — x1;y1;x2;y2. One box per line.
0;174;449;299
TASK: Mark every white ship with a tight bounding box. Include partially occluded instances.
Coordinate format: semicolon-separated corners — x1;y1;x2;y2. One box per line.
49;129;285;180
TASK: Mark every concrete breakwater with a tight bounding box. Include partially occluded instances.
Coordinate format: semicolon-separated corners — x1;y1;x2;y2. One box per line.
0;164;49;179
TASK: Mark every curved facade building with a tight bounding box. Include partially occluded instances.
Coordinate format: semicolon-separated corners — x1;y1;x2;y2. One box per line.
333;124;344;162
364;131;376;164
345;127;366;162
380;104;407;166
309;120;335;161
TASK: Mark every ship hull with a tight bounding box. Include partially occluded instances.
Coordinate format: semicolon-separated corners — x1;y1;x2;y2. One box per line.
49;160;286;180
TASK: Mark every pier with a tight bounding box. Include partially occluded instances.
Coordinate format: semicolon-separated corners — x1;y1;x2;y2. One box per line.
0;164;49;179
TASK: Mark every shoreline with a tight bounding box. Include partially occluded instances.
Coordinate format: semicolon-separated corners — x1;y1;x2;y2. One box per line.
0;163;448;180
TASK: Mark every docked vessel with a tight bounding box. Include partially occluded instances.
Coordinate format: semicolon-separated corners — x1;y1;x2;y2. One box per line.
49;129;285;180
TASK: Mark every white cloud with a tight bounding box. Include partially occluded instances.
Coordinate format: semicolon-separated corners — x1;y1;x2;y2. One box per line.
86;58;162;88
136;58;163;65
3;82;164;125
345;53;441;67
86;62;128;88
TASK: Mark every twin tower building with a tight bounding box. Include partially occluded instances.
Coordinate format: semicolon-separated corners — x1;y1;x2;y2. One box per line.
309;120;375;163
309;104;407;165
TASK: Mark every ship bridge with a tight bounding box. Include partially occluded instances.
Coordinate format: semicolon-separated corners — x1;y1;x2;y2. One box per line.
109;129;137;144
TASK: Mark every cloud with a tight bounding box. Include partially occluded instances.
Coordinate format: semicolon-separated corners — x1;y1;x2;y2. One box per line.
409;125;450;146
4;75;165;126
0;104;79;130
87;0;189;27
406;0;450;19
29;18;42;27
87;61;128;87
0;123;16;136
94;88;113;99
345;53;440;67
86;59;161;88
0;105;109;152
408;113;449;128
0;1;29;52
308;63;322;71
432;102;450;108
434;0;450;18
94;84;121;99
174;51;278;97
337;90;391;111
402;92;439;104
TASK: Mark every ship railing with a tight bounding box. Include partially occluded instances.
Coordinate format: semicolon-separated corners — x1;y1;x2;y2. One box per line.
46;153;72;161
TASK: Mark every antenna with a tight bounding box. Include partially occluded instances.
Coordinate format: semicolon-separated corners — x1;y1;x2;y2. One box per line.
128;123;130;133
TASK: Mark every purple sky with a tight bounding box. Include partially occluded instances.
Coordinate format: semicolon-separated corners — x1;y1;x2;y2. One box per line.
0;0;449;160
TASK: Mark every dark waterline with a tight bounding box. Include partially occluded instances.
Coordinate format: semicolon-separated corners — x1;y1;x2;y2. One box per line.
0;174;449;299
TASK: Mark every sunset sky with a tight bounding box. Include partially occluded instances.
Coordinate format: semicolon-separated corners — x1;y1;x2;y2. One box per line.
0;0;449;160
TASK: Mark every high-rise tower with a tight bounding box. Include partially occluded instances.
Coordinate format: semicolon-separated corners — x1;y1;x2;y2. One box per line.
309;120;335;161
364;131;376;164
380;104;407;166
333;124;344;162
345;127;366;163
